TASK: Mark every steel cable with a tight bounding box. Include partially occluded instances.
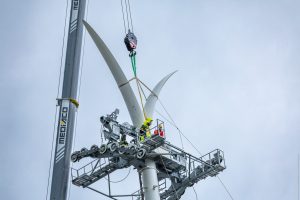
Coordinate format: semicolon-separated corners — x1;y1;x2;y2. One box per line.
124;0;130;31
104;167;132;183
156;98;235;200
134;78;235;200
133;78;185;150
192;186;199;200
159;155;180;200
120;0;127;34
127;0;134;32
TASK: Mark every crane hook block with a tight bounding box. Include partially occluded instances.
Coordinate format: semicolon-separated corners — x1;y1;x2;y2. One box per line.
124;30;137;52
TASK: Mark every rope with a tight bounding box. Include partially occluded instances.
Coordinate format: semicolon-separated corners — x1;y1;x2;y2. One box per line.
118;77;136;88
136;78;147;120
134;79;184;150
127;0;134;31
124;0;130;31
136;79;235;199
104;167;132;183
45;0;69;199
120;0;127;34
134;78;186;150
129;52;147;120
159;155;180;200
120;0;134;33
156;98;235;200
217;176;234;200
192;186;199;200
154;109;184;149
101;158;131;184
135;77;186;151
138;80;147;101
157;99;184;150
136;80;188;152
136;78;158;98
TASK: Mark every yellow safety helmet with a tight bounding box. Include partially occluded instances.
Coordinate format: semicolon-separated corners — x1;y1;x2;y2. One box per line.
144;118;153;126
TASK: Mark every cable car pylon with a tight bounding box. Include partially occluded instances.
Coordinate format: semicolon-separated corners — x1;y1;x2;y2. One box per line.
69;20;226;200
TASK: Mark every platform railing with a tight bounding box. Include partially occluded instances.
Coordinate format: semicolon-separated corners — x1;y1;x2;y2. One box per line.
71;158;107;180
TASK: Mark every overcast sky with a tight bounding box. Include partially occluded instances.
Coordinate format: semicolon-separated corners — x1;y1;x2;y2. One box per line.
1;0;300;200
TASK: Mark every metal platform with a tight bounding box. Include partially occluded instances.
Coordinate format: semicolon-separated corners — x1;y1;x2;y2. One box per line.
70;110;226;199
72;158;120;187
160;149;225;200
71;144;225;199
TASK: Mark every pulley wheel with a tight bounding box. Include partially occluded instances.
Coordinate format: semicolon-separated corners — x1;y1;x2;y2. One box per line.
99;144;107;154
137;148;146;159
71;152;78;162
118;145;126;154
109;142;118;152
129;145;137;154
80;147;87;153
90;144;98;151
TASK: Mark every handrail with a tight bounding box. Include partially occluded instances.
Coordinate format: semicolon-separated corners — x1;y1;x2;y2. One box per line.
71;158;108;179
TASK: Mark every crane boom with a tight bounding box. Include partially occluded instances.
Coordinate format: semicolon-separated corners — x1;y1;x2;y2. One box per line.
50;0;86;199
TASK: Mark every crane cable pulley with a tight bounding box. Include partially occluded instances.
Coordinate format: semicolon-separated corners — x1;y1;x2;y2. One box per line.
120;0;149;122
121;0;137;53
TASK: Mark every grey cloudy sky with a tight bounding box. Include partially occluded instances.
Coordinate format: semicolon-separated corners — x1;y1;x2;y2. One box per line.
1;0;300;199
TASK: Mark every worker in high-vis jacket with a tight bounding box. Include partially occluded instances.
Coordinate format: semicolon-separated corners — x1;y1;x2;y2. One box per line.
139;118;152;142
154;124;165;138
